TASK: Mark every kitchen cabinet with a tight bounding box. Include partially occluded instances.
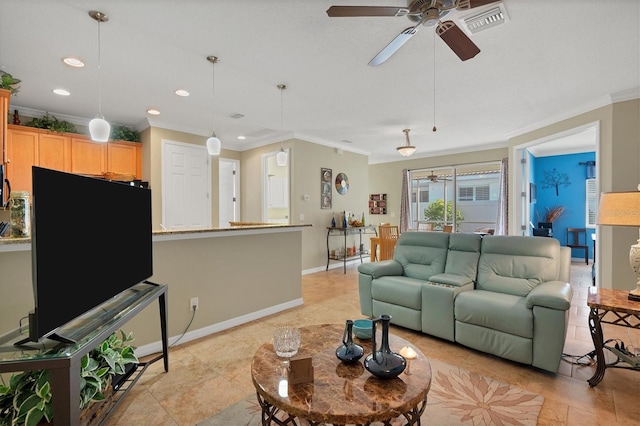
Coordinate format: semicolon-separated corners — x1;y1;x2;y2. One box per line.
70;137;106;176
6;127;39;193
6;125;142;194
0;89;9;206
107;140;142;178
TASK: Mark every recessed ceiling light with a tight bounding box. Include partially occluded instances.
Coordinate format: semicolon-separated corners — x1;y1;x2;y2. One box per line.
237;135;246;140
53;88;70;96
174;89;189;97
62;57;85;68
147;108;160;115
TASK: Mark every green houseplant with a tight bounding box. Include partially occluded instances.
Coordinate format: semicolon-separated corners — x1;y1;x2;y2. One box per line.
0;330;138;426
24;113;78;134
0;71;21;95
110;125;140;142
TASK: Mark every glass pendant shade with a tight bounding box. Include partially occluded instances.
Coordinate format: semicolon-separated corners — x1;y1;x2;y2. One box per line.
397;128;416;157
276;147;288;166
206;132;221;156
89;115;110;142
397;145;416;156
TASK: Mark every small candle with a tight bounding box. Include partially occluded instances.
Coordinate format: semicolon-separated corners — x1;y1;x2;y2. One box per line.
399;346;417;360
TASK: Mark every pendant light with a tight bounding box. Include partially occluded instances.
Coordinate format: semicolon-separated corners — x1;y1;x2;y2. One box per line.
88;10;110;142
397;128;416;157
276;84;288;166
206;55;221;156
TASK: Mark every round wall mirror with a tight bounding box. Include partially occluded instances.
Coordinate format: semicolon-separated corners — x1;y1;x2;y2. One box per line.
335;173;349;195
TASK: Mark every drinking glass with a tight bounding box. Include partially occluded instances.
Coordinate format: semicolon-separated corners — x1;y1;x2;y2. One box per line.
273;326;301;362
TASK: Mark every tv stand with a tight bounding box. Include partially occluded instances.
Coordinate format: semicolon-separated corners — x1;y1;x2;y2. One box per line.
0;282;168;426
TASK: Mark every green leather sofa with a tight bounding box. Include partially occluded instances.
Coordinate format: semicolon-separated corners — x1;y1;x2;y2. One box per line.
357;232;573;373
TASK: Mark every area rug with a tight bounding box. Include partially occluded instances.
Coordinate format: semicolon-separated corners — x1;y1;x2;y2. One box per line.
198;359;544;425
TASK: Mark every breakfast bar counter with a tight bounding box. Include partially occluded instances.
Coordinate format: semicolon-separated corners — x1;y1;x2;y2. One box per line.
0;224;311;357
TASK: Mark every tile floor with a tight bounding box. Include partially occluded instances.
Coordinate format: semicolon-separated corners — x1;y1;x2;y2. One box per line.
104;261;640;425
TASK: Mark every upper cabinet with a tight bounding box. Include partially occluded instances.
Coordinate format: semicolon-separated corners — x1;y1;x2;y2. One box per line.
6;124;141;193
69;137;106;176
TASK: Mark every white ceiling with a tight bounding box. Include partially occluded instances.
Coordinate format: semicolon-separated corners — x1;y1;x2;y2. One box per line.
1;0;638;164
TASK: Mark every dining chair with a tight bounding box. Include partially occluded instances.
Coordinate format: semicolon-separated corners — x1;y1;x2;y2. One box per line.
417;222;434;231
378;225;399;261
566;227;589;264
369;223;390;262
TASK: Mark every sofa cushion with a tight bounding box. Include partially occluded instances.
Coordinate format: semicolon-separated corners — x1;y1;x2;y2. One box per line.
393;232;449;280
443;233;482;281
371;276;424;310
455;290;533;339
477;236;561;297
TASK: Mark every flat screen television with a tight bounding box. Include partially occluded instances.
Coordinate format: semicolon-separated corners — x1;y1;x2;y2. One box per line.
25;166;153;344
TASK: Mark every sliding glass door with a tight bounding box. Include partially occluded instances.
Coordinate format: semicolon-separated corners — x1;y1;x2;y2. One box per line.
409;162;501;233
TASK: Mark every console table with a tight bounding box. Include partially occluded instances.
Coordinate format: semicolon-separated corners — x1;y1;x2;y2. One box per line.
251;323;431;425
326;226;377;273
0;281;169;425
587;287;640;387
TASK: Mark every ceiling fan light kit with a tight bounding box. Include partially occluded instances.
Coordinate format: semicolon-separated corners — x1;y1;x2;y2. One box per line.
397;129;416;157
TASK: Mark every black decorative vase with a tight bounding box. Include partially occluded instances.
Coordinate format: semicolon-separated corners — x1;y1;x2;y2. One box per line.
336;319;364;363
364;314;406;379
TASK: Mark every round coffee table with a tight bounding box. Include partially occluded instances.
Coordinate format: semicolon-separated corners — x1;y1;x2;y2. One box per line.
251;323;431;426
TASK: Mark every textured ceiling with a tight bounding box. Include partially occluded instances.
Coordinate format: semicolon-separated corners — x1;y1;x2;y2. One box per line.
1;0;638;163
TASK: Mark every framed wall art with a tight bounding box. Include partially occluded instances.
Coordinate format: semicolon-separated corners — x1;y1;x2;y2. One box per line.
335;172;349;195
321;168;332;209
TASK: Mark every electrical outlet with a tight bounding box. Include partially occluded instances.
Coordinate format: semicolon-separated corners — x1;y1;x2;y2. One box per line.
190;297;199;311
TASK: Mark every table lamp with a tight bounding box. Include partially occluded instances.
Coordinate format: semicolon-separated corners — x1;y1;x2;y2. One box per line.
596;187;640;301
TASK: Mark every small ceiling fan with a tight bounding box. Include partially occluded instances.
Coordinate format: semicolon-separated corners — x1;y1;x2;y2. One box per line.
326;0;498;65
426;171;452;182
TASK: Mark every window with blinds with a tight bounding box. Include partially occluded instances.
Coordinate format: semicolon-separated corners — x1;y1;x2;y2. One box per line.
586;178;597;228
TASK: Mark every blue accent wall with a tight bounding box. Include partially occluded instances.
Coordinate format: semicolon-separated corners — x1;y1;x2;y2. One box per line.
532;152;596;260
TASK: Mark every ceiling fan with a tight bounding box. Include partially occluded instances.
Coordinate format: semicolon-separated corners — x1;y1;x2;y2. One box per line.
326;0;498;65
426;171;452;182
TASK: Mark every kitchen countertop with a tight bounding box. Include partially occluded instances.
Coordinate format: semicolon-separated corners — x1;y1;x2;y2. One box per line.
0;223;312;252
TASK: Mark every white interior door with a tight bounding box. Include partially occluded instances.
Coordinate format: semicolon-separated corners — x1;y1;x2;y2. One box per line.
219;158;240;227
162;140;211;230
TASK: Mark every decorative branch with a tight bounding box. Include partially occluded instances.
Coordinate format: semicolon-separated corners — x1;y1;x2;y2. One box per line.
540;168;570;196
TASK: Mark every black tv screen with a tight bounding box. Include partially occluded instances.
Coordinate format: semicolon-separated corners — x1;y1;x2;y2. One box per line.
29;166;152;343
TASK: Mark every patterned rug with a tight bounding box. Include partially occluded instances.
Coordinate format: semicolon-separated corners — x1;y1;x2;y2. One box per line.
198;358;543;425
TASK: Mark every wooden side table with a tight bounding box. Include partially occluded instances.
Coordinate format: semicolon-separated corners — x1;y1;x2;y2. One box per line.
251;323;431;425
587;288;640;387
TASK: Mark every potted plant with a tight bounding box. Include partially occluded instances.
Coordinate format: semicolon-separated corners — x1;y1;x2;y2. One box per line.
24;113;78;134
0;71;21;95
0;330;138;426
110;125;140;142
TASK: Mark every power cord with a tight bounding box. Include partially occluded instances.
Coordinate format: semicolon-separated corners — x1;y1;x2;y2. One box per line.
168;307;196;349
561;338;619;366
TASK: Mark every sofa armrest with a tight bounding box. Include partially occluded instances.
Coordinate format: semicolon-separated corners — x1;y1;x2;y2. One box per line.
525;281;573;310
357;260;404;278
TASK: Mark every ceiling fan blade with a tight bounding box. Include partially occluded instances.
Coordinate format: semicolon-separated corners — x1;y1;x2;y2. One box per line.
457;0;501;10
368;26;419;66
326;6;411;17
436;20;480;61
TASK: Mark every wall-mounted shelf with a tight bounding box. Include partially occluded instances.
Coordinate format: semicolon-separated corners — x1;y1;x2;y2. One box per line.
369;193;387;214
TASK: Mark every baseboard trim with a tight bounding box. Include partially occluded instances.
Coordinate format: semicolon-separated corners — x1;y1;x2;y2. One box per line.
135;297;304;357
